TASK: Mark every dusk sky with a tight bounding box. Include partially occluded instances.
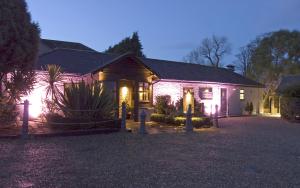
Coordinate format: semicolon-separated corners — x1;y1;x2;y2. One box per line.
26;0;300;64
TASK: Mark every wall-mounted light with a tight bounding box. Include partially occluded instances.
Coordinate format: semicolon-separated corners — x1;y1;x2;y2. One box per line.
121;86;128;102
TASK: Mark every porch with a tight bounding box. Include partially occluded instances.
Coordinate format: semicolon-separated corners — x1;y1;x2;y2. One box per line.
92;53;158;121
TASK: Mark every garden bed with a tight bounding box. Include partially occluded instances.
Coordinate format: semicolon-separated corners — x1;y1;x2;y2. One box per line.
0;119;122;138
150;113;212;128
48;119;121;130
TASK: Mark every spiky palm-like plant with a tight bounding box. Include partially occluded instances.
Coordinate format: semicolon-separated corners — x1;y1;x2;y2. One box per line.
41;64;63;114
41;64;63;101
57;80;114;121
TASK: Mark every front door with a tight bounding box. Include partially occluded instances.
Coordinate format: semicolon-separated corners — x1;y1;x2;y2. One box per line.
220;88;227;116
119;80;134;118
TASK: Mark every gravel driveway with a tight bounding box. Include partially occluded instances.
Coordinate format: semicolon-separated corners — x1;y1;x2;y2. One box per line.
0;116;300;187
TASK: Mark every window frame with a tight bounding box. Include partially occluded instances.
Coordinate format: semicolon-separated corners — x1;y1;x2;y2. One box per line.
138;82;150;102
239;89;245;100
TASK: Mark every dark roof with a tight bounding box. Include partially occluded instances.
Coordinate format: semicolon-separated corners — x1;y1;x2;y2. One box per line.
36;49;117;75
141;58;263;87
36;49;263;87
277;75;300;93
41;39;96;52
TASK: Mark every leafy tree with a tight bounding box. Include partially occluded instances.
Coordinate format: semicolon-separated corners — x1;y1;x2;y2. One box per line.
236;30;300;105
105;32;146;57
184;35;231;67
0;0;40;102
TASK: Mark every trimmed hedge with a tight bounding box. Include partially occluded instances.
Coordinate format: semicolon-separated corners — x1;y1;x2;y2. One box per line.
280;97;300;121
150;113;212;128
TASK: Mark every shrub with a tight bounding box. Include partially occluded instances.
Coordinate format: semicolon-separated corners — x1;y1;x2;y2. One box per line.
194;100;205;116
249;102;253;113
0;97;18;126
44;113;64;123
192;117;212;128
175;97;204;116
245;101;253;115
155;95;170;114
164;115;175;124
280;97;300;120
174;116;186;126
151;114;212;128
56;80;114;121
150;113;166;122
175;98;184;113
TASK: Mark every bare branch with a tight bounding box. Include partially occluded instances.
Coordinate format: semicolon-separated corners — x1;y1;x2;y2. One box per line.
184;35;231;67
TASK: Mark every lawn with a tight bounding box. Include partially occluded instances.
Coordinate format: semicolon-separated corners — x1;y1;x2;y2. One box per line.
0;117;300;187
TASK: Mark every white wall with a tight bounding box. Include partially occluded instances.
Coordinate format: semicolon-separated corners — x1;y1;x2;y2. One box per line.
153;80;264;116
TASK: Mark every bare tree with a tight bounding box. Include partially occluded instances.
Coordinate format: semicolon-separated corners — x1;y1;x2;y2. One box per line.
234;39;260;77
235;44;254;76
184;35;231;67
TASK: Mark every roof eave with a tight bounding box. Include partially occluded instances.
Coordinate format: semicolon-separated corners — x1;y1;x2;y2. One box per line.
158;79;265;88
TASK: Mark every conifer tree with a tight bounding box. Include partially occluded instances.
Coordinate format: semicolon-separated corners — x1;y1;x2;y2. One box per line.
105;32;146;57
0;0;40;101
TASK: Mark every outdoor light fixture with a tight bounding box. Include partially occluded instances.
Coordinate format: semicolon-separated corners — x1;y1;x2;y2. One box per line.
183;88;194;113
21;85;46;118
121;86;128;102
186;90;192;105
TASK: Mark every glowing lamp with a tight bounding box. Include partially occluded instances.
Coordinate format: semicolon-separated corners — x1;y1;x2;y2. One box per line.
186;91;192;105
121;86;128;102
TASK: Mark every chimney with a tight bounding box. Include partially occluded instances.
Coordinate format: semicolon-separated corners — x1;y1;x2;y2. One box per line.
226;64;235;72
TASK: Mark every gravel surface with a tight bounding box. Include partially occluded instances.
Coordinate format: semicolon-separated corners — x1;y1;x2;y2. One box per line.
0;116;300;188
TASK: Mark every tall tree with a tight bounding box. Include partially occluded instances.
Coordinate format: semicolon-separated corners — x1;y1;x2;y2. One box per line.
184;35;231;67
234;40;258;76
238;30;300;105
0;0;40;102
105;32;146;57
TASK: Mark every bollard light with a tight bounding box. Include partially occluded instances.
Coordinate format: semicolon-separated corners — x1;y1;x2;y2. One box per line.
121;102;126;131
185;104;193;132
139;110;147;134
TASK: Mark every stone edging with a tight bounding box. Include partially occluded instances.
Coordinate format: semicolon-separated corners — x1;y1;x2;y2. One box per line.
0;128;122;139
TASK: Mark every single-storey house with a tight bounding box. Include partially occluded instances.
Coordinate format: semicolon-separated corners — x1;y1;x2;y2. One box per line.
27;39;265;120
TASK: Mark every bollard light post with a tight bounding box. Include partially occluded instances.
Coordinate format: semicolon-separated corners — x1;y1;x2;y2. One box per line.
139;110;147;134
214;104;219;128
21;100;29;139
185;104;193;132
121;102;126;131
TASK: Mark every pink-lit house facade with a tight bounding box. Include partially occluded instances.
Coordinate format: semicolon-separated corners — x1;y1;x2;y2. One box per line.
26;39;264;120
153;80;263;117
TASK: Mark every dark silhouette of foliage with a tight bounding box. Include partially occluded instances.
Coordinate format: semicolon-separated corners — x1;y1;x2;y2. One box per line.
0;0;40;102
184;35;231;67
236;30;300;105
105;32;146;57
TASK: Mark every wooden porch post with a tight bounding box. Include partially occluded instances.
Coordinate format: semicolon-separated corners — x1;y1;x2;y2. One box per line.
134;81;139;122
115;80;120;118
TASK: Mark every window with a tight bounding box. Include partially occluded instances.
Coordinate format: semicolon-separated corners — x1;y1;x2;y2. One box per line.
240;89;245;100
139;82;149;102
183;88;194;113
199;87;213;99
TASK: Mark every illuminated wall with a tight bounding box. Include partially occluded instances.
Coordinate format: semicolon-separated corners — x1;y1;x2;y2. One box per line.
153;80;264;116
21;71;82;119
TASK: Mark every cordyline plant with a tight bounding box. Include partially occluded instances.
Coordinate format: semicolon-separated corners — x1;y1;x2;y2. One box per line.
41;64;63;114
56;80;114;121
41;64;63;101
